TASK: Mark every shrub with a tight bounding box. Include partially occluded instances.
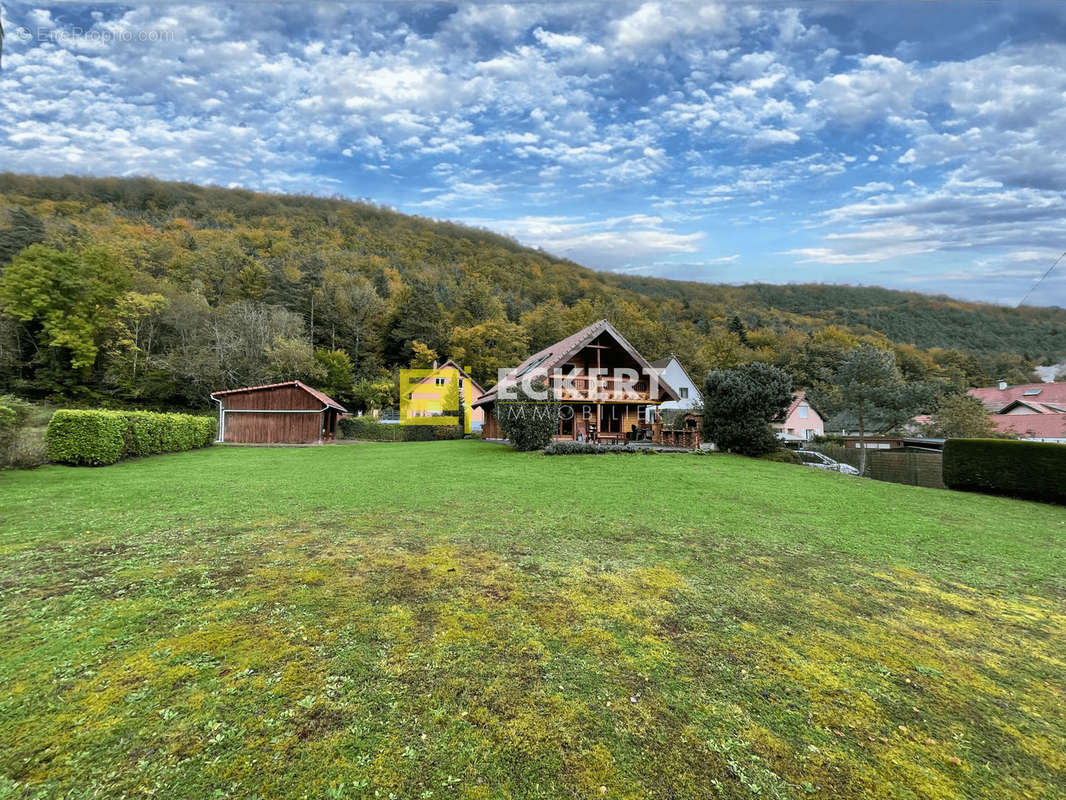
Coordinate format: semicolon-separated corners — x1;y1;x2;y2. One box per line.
401;424;465;442
46;409;215;466
1;396;54;469
543;441;638;455
702;363;793;457
338;416;462;442
6;428;47;469
496;378;560;452
0;395;36;447
339;416;403;441
46;410;127;465
943;438;1066;505
760;449;802;464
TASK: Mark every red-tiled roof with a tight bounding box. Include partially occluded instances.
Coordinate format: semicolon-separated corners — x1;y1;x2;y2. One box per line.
473;319;678;407
969;382;1066;412
991;413;1066;439
211;380;347;412
776;390;823;422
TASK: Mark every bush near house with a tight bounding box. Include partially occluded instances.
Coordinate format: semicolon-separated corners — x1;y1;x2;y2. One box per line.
544;441;641;455
338;416;462;442
495;378;560;452
943;438;1066;505
45;409;215;465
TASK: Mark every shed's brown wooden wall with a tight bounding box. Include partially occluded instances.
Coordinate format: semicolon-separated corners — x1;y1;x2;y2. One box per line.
223;385;321;411
221;385;325;443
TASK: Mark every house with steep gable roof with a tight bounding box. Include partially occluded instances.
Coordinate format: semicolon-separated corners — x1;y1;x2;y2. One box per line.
474;320;679;442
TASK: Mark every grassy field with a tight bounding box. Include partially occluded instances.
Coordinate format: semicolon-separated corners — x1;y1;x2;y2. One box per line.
1;440;1064;799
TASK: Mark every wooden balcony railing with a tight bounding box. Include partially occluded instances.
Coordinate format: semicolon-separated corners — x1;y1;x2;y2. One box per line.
549;375;652;401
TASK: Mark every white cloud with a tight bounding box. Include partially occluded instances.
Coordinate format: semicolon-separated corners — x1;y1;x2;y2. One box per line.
467;213;704;267
853;182;894;194
1;1;1065;306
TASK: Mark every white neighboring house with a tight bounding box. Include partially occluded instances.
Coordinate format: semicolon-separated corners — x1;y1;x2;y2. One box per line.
646;355;702;423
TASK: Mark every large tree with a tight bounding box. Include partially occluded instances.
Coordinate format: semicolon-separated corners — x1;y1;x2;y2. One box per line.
702;362;793;456
921;393;999;439
449;319;529;387
0;245;130;370
810;345;933;472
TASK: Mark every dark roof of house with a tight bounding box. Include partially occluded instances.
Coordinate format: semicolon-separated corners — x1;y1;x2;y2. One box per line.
211;380;348;412
649;356;673;370
473;319;679;407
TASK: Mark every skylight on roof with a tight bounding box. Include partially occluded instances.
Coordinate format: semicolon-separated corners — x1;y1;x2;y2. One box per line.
515;352;552;379
1023;388;1042;396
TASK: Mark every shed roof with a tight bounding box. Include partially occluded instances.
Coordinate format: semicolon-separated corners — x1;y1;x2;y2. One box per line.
211;380;348;412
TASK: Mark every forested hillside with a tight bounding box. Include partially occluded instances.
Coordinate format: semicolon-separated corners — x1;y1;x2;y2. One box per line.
0;173;1062;411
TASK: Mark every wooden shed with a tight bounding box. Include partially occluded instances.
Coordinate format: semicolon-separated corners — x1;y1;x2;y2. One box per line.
210;381;347;444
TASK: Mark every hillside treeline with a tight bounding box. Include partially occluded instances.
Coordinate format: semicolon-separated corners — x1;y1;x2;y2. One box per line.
0;173;1060;411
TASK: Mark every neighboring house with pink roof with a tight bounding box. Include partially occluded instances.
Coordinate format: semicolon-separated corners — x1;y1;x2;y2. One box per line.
969;381;1066;412
772;391;824;442
988;413;1066;442
968;381;1066;443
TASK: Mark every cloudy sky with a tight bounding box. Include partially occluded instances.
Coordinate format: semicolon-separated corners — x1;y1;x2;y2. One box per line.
2;1;1066;307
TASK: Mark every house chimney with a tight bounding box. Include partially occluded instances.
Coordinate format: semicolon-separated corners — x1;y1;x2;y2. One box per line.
432;359;438;370
998;379;1008;391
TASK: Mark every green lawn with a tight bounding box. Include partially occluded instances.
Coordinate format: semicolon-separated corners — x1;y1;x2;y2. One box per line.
1;440;1064;799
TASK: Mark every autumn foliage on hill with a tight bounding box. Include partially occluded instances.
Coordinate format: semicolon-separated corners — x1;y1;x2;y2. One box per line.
0;173;1060;411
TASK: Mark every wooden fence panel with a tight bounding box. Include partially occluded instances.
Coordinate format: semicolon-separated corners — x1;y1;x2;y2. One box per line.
868;450;945;490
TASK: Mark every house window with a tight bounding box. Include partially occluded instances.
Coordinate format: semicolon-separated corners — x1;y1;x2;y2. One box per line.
435;377;446;386
798;405;808;419
559;408;574;437
459;378;464;388
679;387;689;399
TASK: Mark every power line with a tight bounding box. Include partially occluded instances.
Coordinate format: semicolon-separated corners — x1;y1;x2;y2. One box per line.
1018;250;1066;307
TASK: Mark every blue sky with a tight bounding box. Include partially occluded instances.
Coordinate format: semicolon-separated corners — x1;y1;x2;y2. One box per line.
2;1;1066;307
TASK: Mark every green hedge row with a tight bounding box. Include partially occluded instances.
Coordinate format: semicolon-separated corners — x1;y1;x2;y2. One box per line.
46;409;216;465
338;416;463;442
943;438;1066;505
543;442;713;455
544;441;642;455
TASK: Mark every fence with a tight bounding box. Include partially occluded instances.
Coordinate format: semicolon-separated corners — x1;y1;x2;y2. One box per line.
867;450;945;490
812;444;866;473
658;428;701;448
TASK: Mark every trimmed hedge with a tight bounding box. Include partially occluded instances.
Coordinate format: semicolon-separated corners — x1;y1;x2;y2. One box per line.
544;441;639;455
338;416;463;442
759;449;802;464
943;438;1066;505
543;442;713;456
46;409;216;465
